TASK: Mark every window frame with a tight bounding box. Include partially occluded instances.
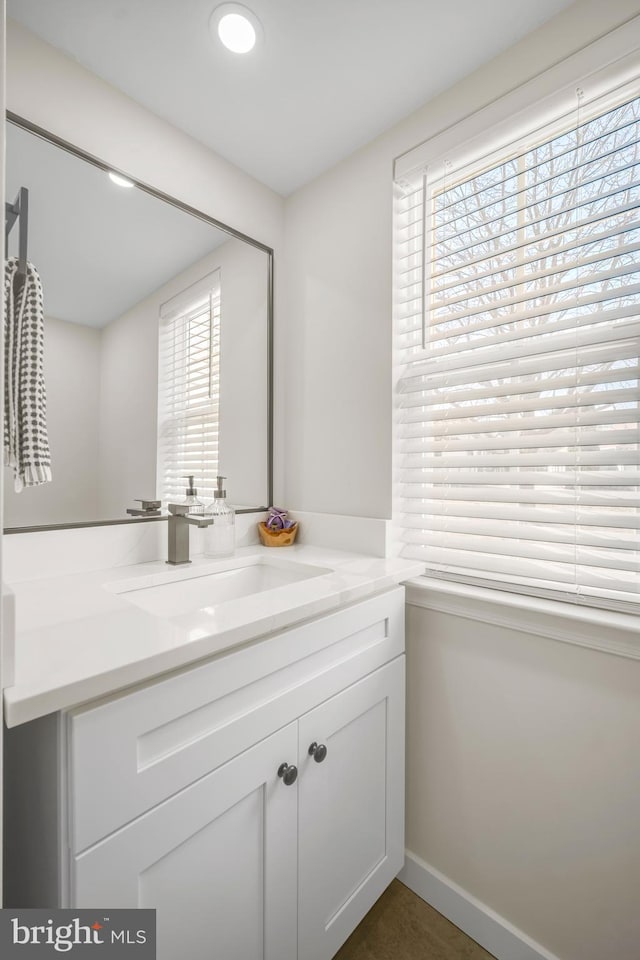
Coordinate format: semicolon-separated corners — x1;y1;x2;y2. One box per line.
156;271;222;507
393;38;640;617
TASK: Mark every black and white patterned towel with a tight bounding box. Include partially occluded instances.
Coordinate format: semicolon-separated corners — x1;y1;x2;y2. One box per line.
4;257;52;491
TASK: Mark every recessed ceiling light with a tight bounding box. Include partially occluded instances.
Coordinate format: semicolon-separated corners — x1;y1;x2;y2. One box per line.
210;3;263;54
108;172;135;189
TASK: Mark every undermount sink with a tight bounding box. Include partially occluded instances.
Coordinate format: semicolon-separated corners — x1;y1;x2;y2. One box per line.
108;557;331;618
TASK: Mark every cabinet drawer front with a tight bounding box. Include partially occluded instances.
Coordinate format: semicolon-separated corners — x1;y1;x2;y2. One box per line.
68;588;404;852
72;723;298;960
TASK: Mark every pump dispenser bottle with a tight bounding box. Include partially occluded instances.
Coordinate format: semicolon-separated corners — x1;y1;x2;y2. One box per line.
204;476;235;557
182;476;205;515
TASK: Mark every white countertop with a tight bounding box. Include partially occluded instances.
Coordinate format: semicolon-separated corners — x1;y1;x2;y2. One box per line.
3;545;424;727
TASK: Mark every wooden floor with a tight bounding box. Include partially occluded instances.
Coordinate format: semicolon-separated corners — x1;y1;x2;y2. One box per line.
333;880;496;960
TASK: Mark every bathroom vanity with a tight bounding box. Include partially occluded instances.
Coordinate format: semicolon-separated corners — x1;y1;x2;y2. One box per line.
2;74;424;960
4;545;423;960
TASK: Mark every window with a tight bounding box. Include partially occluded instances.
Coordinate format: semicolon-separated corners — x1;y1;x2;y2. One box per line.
157;271;221;504
394;87;640;613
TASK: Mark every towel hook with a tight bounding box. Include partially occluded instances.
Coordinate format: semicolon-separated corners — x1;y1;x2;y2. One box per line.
5;186;29;278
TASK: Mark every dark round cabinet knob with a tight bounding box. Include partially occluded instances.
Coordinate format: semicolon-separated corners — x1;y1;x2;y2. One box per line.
308;741;328;763
277;762;298;786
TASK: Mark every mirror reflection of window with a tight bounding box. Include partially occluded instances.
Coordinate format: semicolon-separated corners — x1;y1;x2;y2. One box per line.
158;271;222;506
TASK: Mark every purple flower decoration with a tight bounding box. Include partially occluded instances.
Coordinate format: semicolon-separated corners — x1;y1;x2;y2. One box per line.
266;507;294;531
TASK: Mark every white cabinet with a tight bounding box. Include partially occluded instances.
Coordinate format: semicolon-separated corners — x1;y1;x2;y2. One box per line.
74;724;299;960
5;588;406;960
70;657;404;960
298;659;405;960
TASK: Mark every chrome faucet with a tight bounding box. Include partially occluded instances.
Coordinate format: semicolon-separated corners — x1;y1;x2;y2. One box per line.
167;503;214;565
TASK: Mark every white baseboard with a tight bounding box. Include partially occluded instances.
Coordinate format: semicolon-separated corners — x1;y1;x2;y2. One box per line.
398;851;561;960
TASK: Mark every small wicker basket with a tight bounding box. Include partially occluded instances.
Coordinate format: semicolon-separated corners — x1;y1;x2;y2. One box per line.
258;521;299;547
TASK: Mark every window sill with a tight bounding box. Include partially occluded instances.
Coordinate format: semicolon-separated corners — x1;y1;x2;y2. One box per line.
404;577;640;661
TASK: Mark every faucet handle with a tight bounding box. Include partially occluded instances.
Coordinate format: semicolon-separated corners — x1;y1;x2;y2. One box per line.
126;498;162;517
136;499;161;511
168;502;190;516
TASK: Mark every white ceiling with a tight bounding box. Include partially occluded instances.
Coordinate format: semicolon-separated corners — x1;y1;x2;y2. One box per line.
7;0;576;196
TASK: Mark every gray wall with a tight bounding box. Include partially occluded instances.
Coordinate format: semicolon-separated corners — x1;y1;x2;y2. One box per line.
406;602;640;960
4;316;101;526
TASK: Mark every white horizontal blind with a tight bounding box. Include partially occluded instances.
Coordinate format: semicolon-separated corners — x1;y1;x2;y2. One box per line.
157;271;221;504
394;90;640;612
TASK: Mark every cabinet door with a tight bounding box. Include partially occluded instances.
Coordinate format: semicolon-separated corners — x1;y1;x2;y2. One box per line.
72;723;298;960
298;656;405;960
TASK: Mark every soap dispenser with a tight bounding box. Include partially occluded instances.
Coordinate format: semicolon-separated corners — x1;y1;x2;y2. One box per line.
182;476;205;516
204;476;235;557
